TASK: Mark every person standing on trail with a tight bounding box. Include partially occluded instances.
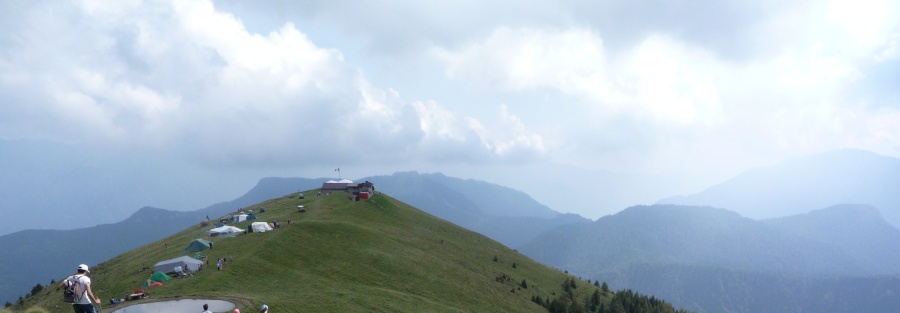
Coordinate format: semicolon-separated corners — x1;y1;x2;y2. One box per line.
202;303;213;313
60;264;101;313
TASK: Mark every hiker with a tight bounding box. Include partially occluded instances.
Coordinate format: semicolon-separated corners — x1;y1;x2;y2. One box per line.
217;258;223;271
260;304;269;313
202;303;212;313
60;264;100;313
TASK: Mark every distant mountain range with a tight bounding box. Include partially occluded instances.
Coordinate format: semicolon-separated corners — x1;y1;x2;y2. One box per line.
660;149;900;227
362;172;590;248
518;204;900;312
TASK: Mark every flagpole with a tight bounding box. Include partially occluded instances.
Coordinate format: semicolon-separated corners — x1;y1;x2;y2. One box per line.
335;167;341;180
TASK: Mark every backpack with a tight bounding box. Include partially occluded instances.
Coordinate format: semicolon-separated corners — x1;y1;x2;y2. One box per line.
62;276;84;303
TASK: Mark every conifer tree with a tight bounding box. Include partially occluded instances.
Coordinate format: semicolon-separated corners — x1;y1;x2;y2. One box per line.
590;289;602;311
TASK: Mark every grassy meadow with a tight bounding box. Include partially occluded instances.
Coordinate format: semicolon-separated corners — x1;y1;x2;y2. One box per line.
7;190;608;312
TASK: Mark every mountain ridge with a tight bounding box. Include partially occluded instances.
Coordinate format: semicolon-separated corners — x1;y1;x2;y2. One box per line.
518;203;900;312
0;172;584;305
659;148;900;227
9;190;688;313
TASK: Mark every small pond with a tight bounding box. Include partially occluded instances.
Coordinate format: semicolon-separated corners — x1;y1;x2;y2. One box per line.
110;298;235;313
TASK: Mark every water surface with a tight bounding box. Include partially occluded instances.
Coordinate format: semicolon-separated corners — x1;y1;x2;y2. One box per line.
110;298;235;313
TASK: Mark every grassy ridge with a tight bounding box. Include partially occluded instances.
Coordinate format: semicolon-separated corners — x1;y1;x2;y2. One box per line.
9;191;604;312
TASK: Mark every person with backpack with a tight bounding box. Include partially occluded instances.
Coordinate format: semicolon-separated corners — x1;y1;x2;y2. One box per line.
59;264;100;313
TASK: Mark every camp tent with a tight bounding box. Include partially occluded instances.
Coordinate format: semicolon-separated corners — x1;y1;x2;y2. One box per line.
209;225;243;237
154;256;204;274
143;271;171;286
251;222;273;233
150;271;170;282
231;214;248;223
184;238;212;253
246;213;258;220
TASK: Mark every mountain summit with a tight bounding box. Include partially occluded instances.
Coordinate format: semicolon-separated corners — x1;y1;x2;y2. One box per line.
14;190;685;313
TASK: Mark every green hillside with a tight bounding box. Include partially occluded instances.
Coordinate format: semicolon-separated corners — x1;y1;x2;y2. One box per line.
7;191;685;313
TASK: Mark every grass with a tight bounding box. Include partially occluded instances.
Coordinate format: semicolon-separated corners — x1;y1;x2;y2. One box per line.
11;191;607;312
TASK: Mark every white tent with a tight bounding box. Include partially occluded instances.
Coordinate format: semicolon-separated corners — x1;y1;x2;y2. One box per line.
209;225;243;237
231;214;248;223
154;256;204;274
251;222;273;233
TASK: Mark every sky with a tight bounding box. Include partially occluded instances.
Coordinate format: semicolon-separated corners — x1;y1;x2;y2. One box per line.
1;0;899;234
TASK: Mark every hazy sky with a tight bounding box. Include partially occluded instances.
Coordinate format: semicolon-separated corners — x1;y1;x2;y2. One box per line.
1;0;899;233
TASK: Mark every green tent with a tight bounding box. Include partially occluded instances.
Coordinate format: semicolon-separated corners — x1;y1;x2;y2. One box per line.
150;271;170;282
184;238;212;254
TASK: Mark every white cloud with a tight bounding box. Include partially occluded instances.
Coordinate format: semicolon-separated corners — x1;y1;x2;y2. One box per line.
0;0;549;169
826;0;896;47
875;34;900;62
413;100;467;142
470;105;546;159
430;14;900;175
412;100;545;162
435;27;620;102
433;27;728;127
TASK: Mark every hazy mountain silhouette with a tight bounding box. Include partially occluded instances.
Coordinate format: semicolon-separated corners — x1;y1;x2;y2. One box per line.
520;205;871;276
518;204;900;312
660;149;900;227
0;207;201;305
363;171;590;247
763;204;900;274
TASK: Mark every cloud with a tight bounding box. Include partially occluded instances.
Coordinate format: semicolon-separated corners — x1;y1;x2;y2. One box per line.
430;13;900;173
435;27;617;100
0;0;550;170
432;27;726;127
412;100;545;163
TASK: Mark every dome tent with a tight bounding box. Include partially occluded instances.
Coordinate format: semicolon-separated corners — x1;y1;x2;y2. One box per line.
184;238;212;253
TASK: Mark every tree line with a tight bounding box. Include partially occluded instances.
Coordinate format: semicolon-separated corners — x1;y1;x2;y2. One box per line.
531;277;691;313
